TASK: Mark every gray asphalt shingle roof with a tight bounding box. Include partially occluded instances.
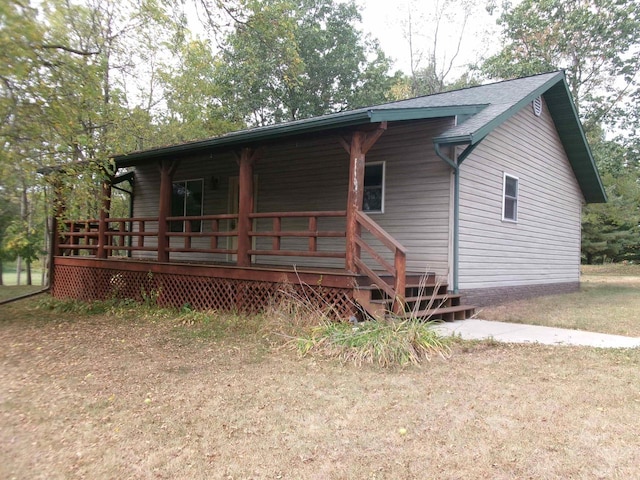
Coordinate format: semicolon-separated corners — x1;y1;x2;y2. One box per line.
114;71;605;202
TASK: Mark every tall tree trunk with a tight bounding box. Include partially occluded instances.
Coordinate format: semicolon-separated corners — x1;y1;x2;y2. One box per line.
26;259;32;285
0;261;3;286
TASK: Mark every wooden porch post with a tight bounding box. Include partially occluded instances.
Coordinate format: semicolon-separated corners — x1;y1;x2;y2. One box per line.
342;122;387;272
157;159;179;262
96;175;113;259
345;131;365;272
236;148;258;267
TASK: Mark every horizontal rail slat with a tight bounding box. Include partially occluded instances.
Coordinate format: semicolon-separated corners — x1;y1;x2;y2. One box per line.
248;250;346;258
249;231;345;238
166;248;237;254
249;211;346;219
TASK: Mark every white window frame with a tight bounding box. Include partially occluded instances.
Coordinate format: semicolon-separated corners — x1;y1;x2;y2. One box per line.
363;161;386;214
171;178;204;232
502;172;519;222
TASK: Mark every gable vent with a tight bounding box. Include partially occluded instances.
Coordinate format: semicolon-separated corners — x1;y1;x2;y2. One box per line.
532;96;543;117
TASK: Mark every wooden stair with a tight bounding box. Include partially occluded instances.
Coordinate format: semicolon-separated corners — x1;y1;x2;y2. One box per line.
353;273;476;321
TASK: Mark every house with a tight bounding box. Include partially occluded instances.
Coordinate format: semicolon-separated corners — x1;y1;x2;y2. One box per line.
49;71;606;320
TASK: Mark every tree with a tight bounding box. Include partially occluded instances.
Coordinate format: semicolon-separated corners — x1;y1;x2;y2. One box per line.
482;0;640;129
157;38;244;143
401;0;480;97
0;190;19;285
213;0;397;126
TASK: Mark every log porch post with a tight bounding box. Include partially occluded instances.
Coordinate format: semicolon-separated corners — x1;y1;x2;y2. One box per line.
236;148;259;267
345;131;365;272
157;159;180;262
96;175;113;259
342;122;387;272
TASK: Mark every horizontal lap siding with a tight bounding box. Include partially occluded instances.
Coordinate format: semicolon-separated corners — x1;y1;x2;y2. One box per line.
365;120;452;275
131;119;453;274
459;100;583;289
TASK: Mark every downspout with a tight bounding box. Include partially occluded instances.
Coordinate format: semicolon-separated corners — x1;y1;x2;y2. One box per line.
434;141;482;293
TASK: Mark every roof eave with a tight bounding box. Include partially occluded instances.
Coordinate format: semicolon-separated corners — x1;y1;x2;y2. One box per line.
114;110;375;166
115;105;487;167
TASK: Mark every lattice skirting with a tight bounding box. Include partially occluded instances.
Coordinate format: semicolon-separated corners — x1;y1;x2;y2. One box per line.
52;263;356;318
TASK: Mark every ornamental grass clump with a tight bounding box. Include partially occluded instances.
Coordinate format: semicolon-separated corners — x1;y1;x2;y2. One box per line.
298;318;451;368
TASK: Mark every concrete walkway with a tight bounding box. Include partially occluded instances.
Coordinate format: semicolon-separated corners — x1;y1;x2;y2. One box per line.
434;319;640;348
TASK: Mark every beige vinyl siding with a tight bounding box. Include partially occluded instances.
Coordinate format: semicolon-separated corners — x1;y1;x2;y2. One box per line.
458;99;583;289
130;119;454;275
132;153;238;262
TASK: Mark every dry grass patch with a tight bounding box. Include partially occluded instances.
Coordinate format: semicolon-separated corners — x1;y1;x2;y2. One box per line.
2;298;640;479
478;265;640;337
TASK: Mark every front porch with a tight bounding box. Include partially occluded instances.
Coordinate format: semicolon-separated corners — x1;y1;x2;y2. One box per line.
53;208;474;320
50;121;475;320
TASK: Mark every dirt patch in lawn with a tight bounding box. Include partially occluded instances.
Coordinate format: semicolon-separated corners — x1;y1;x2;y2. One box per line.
2;300;640;479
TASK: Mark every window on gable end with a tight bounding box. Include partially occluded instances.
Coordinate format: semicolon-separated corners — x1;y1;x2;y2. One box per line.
363;162;385;214
502;173;518;222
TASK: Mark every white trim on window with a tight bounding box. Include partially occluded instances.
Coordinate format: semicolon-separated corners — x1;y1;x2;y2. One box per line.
502;173;518;222
363;161;385;214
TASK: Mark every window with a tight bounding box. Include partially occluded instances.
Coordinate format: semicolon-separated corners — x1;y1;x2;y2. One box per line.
363;162;385;213
502;173;518;222
171;179;204;232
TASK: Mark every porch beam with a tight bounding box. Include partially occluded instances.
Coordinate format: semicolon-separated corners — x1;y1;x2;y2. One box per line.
157;159;180;262
236;147;259;267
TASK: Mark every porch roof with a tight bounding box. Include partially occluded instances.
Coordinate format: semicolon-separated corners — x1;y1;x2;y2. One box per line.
114;70;605;203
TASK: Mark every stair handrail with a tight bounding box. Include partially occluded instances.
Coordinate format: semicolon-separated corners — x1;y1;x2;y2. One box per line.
354;211;407;314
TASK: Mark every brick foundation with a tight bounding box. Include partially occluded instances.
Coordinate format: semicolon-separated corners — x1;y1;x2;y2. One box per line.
460;282;581;307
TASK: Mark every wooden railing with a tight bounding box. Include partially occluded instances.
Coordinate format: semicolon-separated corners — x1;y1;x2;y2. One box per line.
165;214;238;254
58;219;100;255
354;210;407;313
248;211;346;258
58;211;346;260
104;217;159;253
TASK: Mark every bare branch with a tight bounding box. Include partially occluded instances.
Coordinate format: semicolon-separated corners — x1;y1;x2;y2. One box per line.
38;44;101;56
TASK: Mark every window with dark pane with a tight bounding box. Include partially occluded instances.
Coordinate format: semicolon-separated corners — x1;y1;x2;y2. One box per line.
171;179;203;232
503;174;518;222
363;162;384;213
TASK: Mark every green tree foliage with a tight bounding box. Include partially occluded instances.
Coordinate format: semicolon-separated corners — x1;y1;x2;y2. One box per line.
214;0;398;126
157;38;244;143
483;0;640;128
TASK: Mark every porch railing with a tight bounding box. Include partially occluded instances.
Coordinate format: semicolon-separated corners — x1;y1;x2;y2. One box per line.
57;211;346;260
248;211;346;258
57;210;407;312
354;210;407;313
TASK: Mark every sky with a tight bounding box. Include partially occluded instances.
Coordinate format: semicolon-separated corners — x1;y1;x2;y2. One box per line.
187;0;503;80
354;0;502;77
